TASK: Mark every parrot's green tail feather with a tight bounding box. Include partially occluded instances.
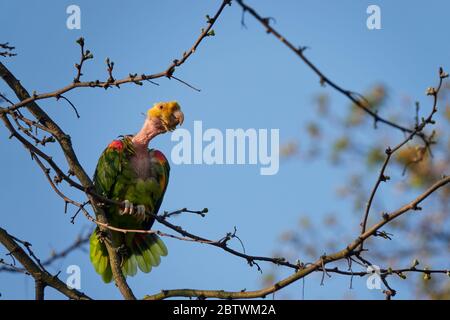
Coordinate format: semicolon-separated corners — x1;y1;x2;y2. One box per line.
89;229;113;283
123;234;168;275
89;230;168;283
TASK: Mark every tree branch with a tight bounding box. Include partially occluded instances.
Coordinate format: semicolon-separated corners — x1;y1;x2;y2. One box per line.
0;227;90;300
359;69;446;249
0;42;16;57
35;279;45;300
235;0;418;135
0;0;231;300
0;62;136;300
0;231;90;274
0;0;230;114
145;174;449;299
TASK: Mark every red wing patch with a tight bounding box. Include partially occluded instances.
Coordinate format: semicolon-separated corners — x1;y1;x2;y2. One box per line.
150;150;169;193
152;150;168;164
108;140;124;152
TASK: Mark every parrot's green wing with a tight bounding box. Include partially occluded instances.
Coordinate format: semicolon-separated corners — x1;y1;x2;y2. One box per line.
90;138;129;283
93;138;134;200
144;149;170;229
90;138;169;283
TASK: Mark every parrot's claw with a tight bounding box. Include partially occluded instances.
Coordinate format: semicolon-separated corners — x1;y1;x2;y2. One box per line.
116;244;129;266
121;200;133;215
120;200;147;221
136;205;146;222
97;230;110;245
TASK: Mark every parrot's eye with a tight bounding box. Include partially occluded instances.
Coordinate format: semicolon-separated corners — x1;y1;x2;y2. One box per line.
159;105;163;110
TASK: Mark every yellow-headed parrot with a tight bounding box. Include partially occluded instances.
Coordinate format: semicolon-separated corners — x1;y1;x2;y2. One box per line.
89;101;184;283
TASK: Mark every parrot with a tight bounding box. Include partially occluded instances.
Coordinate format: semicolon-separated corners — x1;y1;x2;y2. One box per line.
89;101;184;283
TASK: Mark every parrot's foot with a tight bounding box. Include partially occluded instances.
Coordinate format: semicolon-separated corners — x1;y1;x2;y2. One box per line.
97;230;111;245
135;205;146;222
120;200;147;222
117;244;129;256
121;200;133;215
116;244;129;267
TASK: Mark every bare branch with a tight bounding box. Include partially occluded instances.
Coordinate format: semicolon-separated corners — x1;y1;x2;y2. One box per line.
0;227;90;300
0;42;16;57
0;232;90;274
0;62;136;300
0;0;230;114
235;0;416;135
145;174;450;299
359;69;445;249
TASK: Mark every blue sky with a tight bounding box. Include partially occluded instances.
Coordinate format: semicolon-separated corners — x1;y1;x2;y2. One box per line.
1;1;449;299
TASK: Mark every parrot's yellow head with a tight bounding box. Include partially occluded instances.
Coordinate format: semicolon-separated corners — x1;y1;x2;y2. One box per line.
147;101;184;132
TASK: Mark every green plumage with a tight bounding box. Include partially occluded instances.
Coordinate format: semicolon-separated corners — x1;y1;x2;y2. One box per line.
89;136;170;283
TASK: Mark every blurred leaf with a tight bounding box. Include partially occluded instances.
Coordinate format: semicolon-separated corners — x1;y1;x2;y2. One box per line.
315;93;329;116
280;231;295;242
347;85;387;126
323;214;337;226
262;273;275;287
306;122;321;139
410;174;425;188
396;147;419;166
331;137;349;163
298;216;311;229
445;104;450;122
333;137;349;151
280;141;298;158
367;147;385;167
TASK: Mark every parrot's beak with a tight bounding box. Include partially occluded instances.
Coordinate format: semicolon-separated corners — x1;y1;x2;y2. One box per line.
173;109;184;127
165;109;184;131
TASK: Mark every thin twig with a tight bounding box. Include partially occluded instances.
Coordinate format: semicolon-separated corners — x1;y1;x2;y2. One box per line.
359;70;445;249
0;0;230;114
0;227;90;300
235;0;416;135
